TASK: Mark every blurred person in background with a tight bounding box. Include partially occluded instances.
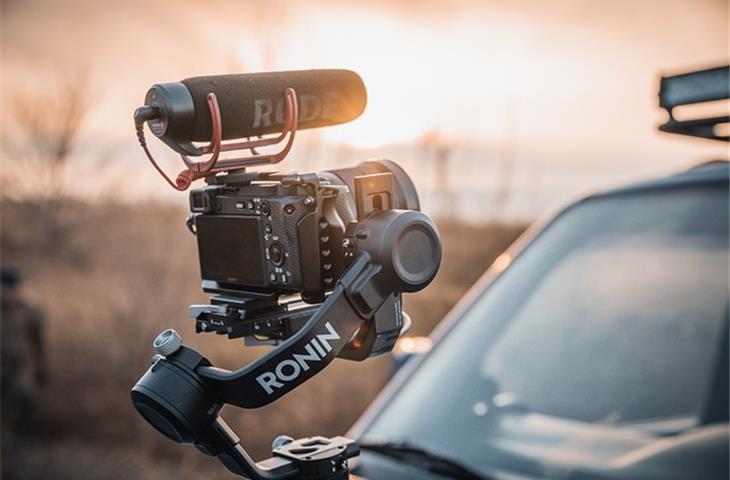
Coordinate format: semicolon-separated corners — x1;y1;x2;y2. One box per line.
1;266;47;479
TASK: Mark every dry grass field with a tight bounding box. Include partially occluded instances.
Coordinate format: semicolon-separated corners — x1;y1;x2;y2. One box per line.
0;198;525;479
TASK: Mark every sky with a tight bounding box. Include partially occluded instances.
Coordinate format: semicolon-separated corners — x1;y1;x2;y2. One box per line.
1;0;728;220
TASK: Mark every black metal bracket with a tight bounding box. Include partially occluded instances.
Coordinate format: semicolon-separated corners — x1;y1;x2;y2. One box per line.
194;416;358;480
658;65;729;142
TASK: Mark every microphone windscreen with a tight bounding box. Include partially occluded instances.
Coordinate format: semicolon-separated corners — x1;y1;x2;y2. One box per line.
181;69;367;141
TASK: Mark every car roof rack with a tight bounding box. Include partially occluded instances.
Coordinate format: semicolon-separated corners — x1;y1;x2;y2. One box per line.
658;65;729;142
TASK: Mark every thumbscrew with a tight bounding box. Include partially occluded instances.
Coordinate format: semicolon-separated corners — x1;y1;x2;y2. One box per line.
153;329;182;357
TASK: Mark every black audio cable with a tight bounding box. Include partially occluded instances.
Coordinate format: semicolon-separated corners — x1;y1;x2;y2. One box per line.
133;105;160;148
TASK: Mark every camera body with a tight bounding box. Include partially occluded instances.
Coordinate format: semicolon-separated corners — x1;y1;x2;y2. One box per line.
190;171;350;303
190;160;420;304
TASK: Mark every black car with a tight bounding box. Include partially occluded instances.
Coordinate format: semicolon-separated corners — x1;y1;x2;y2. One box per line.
349;159;729;480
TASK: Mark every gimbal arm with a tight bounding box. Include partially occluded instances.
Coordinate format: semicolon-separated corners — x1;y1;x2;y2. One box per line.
198;253;392;408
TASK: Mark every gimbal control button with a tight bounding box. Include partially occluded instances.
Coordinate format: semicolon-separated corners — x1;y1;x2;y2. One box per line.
153;329;183;357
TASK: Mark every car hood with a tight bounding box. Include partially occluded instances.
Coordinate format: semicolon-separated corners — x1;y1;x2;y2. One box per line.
352;413;729;480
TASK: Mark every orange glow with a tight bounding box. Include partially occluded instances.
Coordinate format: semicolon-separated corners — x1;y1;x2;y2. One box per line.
396;336;433;354
1;0;727;214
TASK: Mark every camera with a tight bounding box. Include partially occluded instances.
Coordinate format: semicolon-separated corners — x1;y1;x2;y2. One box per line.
131;70;441;347
189;159;421;303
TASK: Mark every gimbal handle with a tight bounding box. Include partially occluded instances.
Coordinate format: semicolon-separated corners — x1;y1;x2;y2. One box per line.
197;253;390;407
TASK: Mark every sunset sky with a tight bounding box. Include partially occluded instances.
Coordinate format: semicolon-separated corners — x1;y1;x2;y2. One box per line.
2;0;728;219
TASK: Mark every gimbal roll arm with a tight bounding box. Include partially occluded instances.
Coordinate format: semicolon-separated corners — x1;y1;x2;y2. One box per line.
198;253;390;408
193;208;440;409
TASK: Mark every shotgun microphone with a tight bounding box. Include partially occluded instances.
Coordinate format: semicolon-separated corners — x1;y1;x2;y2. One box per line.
137;69;367;156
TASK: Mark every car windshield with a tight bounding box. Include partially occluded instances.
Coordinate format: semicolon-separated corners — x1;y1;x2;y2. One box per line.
360;184;729;476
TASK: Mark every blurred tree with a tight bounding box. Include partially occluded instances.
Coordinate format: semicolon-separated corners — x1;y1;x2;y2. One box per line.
0;71;91;266
1;72;89;199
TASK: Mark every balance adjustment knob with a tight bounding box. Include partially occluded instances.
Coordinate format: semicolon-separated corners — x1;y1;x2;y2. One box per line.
153;329;183;357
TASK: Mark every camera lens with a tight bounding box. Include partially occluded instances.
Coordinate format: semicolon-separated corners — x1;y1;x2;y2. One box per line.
268;243;285;266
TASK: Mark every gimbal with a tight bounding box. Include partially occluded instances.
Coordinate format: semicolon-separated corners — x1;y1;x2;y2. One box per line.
131;209;441;479
132;70;441;479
